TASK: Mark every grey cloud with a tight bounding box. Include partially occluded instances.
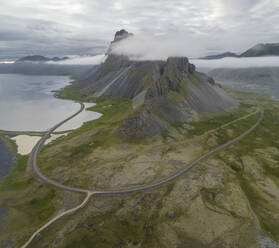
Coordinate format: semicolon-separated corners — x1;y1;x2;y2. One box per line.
0;31;30;41
0;0;279;58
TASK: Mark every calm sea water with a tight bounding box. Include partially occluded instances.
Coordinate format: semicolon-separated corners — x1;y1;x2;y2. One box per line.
0;138;15;224
0;74;100;131
0;138;16;181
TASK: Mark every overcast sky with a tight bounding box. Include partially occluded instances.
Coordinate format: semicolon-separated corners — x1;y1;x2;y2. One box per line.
1;0;279;58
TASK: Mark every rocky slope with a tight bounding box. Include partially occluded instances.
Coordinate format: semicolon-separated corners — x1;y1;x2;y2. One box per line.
75;30;237;136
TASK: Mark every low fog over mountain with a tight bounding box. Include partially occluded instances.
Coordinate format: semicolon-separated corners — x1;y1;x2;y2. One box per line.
192;57;279;73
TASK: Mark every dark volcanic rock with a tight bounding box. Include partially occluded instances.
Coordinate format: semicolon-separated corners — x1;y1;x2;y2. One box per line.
166;57;190;74
75;30;237;136
113;29;133;42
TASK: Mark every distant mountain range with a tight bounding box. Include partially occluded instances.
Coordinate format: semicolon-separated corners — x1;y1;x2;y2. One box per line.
16;55;69;63
241;43;279;57
202;52;239;60
202;42;279;59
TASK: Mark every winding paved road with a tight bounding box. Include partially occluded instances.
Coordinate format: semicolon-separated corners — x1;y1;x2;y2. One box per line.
22;102;263;248
32;104;264;195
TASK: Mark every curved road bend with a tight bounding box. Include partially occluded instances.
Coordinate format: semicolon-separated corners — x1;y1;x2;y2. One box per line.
31;101;89;193
32;105;264;195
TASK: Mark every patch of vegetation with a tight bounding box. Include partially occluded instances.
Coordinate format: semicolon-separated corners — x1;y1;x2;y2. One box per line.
69;97;132;140
0;155;31;191
38;97;135;185
230;107;279;156
58;81;92;102
239;178;279;241
143;70;154;89
207;92;279;242
188;103;254;136
28;189;56;221
44;97;132;148
0;153;64;247
31;188;173;248
215;112;260;146
260;159;279;187
161;129;176;141
64;212;147;248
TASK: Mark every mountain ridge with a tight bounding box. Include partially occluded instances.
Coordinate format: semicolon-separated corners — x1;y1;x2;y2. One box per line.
240;42;279;57
201;42;279;59
16;55;69;63
67;30;237;136
201;52;239;60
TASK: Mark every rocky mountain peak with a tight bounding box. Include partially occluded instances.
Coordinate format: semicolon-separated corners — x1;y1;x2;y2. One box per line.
78;30;237;136
113;29;133;42
107;29;133;55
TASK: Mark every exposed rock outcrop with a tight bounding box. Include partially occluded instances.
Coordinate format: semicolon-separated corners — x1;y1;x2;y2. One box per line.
113;29;133;42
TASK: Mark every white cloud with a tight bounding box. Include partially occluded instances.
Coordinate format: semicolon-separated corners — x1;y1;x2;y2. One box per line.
0;0;279;57
47;54;106;65
110;34;207;60
191;57;279;70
